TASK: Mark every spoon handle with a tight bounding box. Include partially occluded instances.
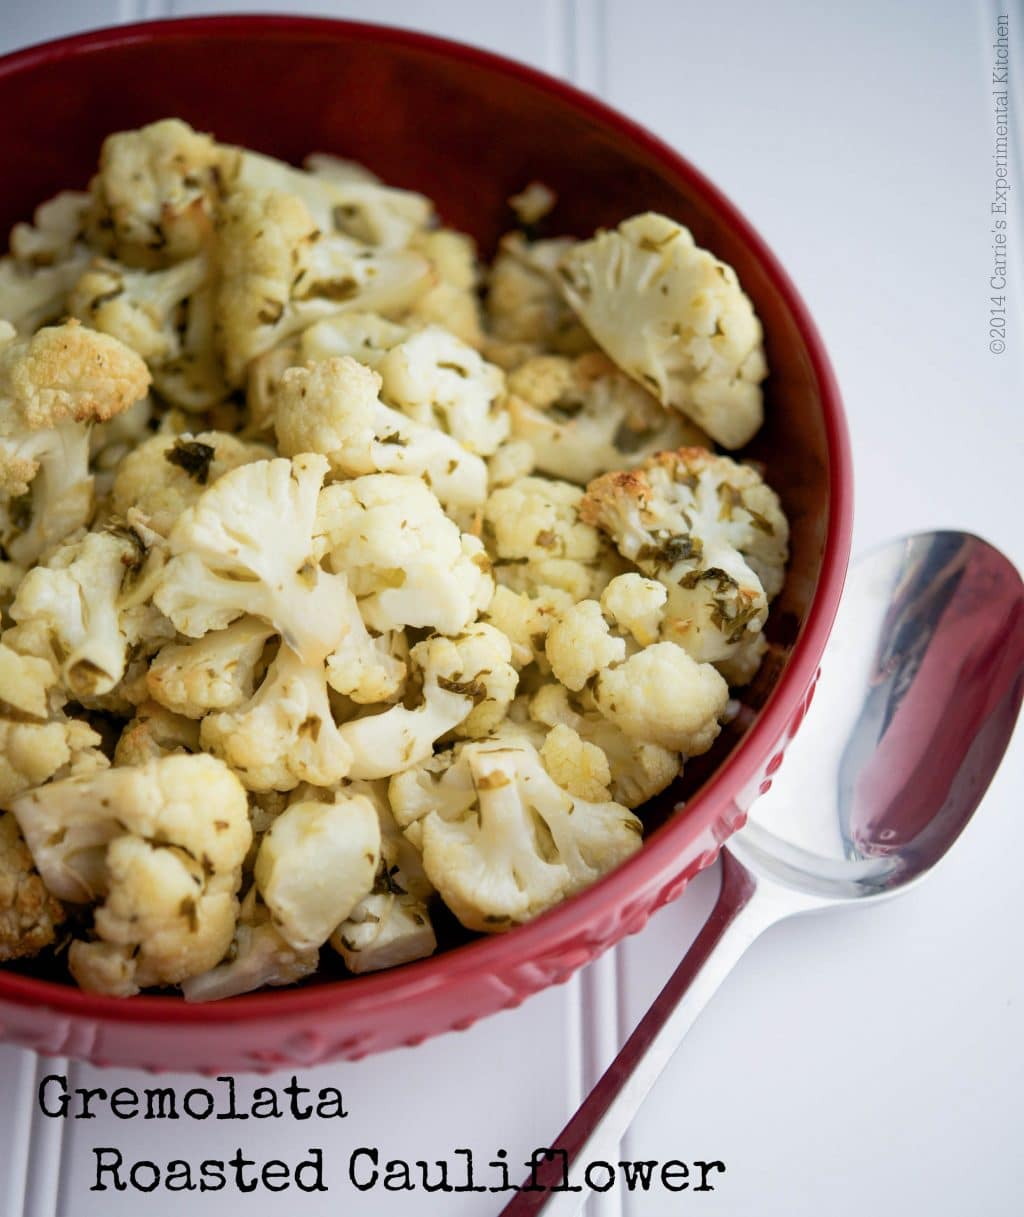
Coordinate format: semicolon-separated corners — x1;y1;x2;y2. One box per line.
498;852;777;1217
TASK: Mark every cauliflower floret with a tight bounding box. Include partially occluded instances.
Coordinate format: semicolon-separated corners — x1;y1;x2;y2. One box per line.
402;229;483;347
484;475;625;602
331;876;437;973
599;573;667;647
110;430;272;537
494;551;627;608
506;351;705;485
114;701;201;766
316;474;492;635
302;152;381;185
10;754;250;994
0;254;85;334
216;187;431;384
411;738;641;931
0;634;107;802
299;311;408;370
241;309;404;434
254;789;381;951
485;232;591;355
487;438;536;490
8;527;150;699
545;600;626;692
0;716;103;808
69;834;237;996
339;625;517;779
377;326;508;456
201;644;353;793
181;887;318;1002
558;213;767;448
10;191;91;267
275;357;487;512
508;181;557;226
11;751;249;899
245;341;300;437
70;256;206;363
236;149;434;249
154;455;351;665
0;321;150;563
0;558;25;620
84;118;238;266
0;639;57;719
70;256;228;410
582;447;788;663
0;812;65;961
529;682;681;810
330;782;437;974
324;590;409;706
540;723;613;802
0;319;154;425
482;583;574;669
446;624;519;739
593;642;729;756
147;617;274;719
389;748;476;832
1;194;93;334
485;475;602;564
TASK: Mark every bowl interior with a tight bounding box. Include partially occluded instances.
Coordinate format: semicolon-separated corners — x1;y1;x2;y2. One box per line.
0;17;842;996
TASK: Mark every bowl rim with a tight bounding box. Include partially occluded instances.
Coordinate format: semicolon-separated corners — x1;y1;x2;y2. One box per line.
0;12;853;1026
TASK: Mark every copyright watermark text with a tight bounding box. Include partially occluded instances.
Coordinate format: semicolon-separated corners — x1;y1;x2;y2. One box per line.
988;13;1011;353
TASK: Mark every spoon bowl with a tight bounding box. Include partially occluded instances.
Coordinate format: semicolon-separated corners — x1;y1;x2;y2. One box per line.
733;531;1024;901
505;530;1024;1217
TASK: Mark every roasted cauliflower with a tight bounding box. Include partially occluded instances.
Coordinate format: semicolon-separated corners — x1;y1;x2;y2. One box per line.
558;213;767;448
0;123;790;1000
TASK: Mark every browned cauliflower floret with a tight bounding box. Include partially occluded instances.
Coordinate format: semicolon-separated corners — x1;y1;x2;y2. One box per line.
84;118;239;267
0;812;65;961
1;321;151;563
0;319;150;431
582;447;788;666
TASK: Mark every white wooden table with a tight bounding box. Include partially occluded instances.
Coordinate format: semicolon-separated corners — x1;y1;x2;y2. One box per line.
1;2;1021;1215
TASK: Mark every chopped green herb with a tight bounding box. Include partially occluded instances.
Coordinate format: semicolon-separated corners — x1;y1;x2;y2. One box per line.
166;439;215;484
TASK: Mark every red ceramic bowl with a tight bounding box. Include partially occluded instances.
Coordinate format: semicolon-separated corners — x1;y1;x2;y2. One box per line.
0;15;852;1072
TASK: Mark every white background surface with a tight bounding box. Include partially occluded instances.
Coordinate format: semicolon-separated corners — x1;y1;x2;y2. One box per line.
0;1;1021;1215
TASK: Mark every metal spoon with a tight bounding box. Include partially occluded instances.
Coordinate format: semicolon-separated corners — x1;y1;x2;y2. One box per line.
501;530;1024;1217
